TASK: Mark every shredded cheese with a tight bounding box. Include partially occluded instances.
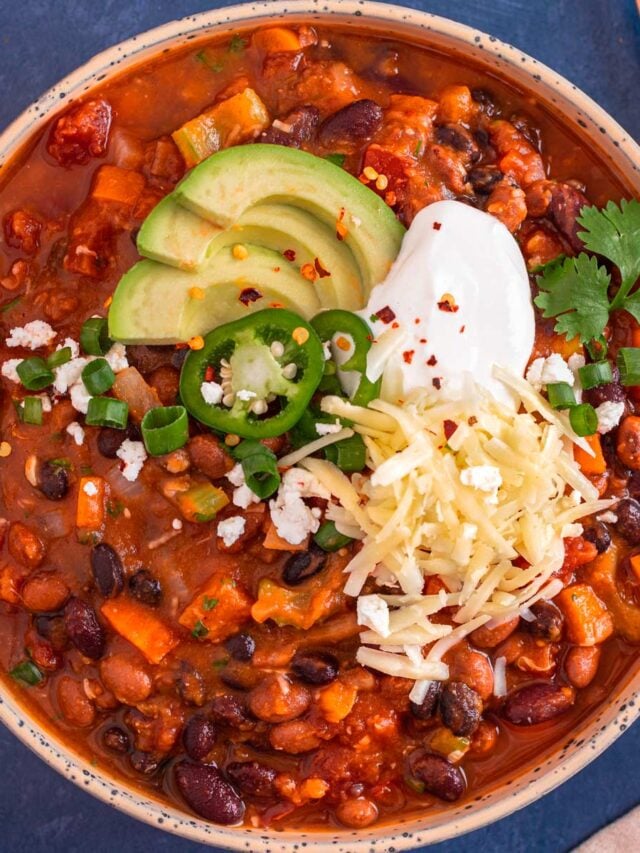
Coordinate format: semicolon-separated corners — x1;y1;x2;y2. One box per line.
276;427;354;469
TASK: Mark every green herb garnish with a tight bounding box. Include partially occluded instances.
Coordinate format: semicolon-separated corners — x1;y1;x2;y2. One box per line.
192;620;209;639
228;34;247;53
202;596;219;611
107;499;125;518
10;660;43;686
1;297;21;314
196;50;224;73
49;457;72;469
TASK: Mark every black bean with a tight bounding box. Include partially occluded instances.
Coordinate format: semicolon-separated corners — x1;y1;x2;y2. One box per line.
582;521;612;554
471;88;497;116
410;681;442;720
129;751;161;775
468;165;503;194
291;650;339;685
175;761;245;825
39;461;69;501
439;682;482;736
434;124;477;156
63;597;105;660
502;682;575;725
523;601;564;642
128;569;162;606
224;633;255;662
226;761;276;797
102;726;130;753
408;750;466;802
616;499;640;544
183;715;217;761
210;695;255;730
318;99;383;146
126;344;173;375
97;427;126;459
282;546;326;586
90;543;124;598
261;105;320;148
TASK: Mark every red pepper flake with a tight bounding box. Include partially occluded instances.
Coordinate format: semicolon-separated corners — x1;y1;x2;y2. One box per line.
314;257;331;278
239;287;262;306
433;221;442;231
402;350;415;365
432;377;442;390
204;366;216;382
283;248;296;262
336;207;348;241
300;262;318;282
269;301;284;309
437;293;459;313
273;266;281;272
175;342;188;350
414;317;421;324
468;416;478;426
459;325;466;333
443;419;458;440
427;355;438;366
375;305;396;324
419;338;427;344
392;321;400;329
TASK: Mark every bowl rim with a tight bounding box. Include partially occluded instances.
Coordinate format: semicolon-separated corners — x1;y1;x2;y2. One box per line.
1;2;639;851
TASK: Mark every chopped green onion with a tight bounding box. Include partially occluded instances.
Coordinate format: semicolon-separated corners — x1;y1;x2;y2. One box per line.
16;357;54;391
177;482;229;523
10;659;43;686
85;397;129;429
46;347;73;369
82;358;115;396
578;361;613;390
313;521;353;552
586;336;608;361
324;433;366;472
49;457;72;469
233;439;280;499
22;397;43;425
191;620;209;639
617;347;640;386
569;403;598;437
80;317;112;356
546;382;577;410
140;405;189;456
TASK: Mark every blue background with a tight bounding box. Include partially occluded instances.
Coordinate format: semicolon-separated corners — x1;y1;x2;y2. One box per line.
0;1;639;851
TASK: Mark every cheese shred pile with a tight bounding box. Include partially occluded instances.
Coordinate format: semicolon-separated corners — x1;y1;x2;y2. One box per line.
300;368;612;702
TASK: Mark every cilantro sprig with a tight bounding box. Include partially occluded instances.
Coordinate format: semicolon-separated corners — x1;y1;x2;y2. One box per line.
534;199;640;343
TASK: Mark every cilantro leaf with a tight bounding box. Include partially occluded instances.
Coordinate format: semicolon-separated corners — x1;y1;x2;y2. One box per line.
578;199;640;290
534;254;611;343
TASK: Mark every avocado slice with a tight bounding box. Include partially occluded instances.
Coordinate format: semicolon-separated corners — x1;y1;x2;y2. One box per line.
175;144;405;296
137;195;222;270
109;246;321;344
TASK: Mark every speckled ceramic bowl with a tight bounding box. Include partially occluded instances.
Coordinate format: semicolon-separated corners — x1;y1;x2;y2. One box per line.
1;2;639;850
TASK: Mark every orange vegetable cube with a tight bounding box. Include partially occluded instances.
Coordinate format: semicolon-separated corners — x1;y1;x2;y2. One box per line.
574;434;607;476
91;165;145;208
629;553;640;582
317;680;358;723
555;583;614;646
251;27;301;54
101;598;179;664
76;476;107;531
263;522;308;551
437;85;475;124
178;573;253;642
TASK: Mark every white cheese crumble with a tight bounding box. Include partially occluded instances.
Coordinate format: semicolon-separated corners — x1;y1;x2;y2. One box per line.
172;518;183;530
70;381;92;414
200;381;224;405
57;338;80;359
82;480;99;497
236;389;257;402
315;419;343;436
6;320;56;350
1;359;22;383
525;353;574;391
597;511;618;524
227;463;261;509
104;342;129;374
38;395;52;413
595;401;625;434
116;439;147;482
269;468;330;545
217;515;246;547
53;357;89;395
66;421;85;446
357;594;390;637
460;465;503;499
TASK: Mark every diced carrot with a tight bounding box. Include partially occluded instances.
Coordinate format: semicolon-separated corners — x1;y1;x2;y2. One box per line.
317;680;358;723
0;564;22;604
76;476;107;531
251;27;301;54
251;575;343;630
574;434;607;475
555;583;614;646
101;598;179;664
91;165;145;208
178;573;253;642
263;522;309;551
629;553;640;582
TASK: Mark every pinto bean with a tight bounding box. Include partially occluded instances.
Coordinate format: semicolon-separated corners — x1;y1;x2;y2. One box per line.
226;761;277;797
445;643;494;700
470;615;519;648
617;416;640;470
99;652;152;704
57;676;96;727
502;682;575;725
183;715;217;761
149;366;180;406
336;797;379;828
187;434;234;480
261;105;320;147
408;750;466;802
291;650;339;685
247;674;311;722
470;720;498;755
90;543;124;598
269;718;324;753
318;99;383;146
523;601;564;642
175;762;245;825
616;498;640;544
64;597;106;660
410;681;441;720
8;522;45;568
439;682;482;736
565;646;601;688
21;572;69;612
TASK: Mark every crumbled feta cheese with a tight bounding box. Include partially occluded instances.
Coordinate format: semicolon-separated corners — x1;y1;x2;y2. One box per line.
460;465;502;494
350;214;362;228
268;467;329;544
83;480;98;496
58;338;80;359
227;463;261;508
357;594;390;637
322;340;332;361
217;515;246;547
201;381;224;405
236;389;257;402
596;401;625;434
316;419;343;436
116;439;147;482
172;518;183;530
104;342;129;373
567;353;586;402
66;421;85;446
70;381;92;414
6;320;56;350
597;511;618;524
38;395;52;413
561;522;583;538
53;357;89;395
526;354;574;391
1;359;22;383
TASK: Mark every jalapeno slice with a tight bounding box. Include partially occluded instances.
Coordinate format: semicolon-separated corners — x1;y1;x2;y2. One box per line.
311;309;381;406
179;308;324;439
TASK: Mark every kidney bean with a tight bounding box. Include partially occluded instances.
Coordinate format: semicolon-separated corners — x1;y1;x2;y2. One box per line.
129;751;161;775
64;597;106;660
100;652;152;704
224;633;255;662
126;344;173;375
91;543;124;598
583;382;626;409
336;797;379;828
35;615;68;651
617;416;640;470
502;682;575;725
261;105;320;147
103;726;130;753
128;569;162;606
282;545;326;586
247;675;311;723
21;572;69;612
409;750;466;802
175;762;245;825
57;676;96;727
187;434;234;480
183;715;217;761
410;681;442;720
8;521;45;568
439;682;482;736
523;601;564;642
582;521;612;554
467;165;504;194
210;694;255;730
226;761;276;797
435;124;478;156
29;636;63;671
219;661;263;691
269;719;323;753
616;498;640;544
549;182;589;252
318;99;383;146
291;650;339;685
565;646;601;688
470;615;519;648
38;461;70;501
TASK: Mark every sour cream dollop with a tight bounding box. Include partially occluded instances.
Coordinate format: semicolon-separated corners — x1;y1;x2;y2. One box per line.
361;200;535;404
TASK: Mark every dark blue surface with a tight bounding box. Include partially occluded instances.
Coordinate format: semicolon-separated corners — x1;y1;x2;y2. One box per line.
0;2;639;851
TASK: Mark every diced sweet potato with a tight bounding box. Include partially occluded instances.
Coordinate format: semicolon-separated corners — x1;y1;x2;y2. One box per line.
76;476;107;531
263;522;309;551
252;27;301;54
178;573;253;642
555;583;614;646
101;597;179;664
90;165;145;209
574;434;607;476
317;680;357;723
